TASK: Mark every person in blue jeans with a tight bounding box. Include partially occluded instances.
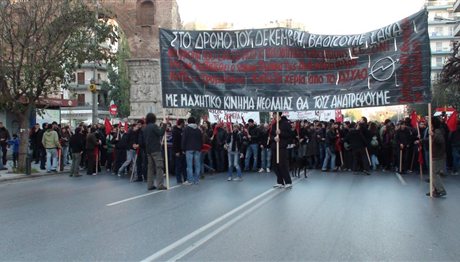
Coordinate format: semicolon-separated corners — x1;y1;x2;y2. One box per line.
322;123;338;172
244;119;260;172
181;117;203;185
259;123;271;173
226;124;243;181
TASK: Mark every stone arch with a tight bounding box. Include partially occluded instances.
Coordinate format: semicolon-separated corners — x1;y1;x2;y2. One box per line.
97;0;186;119
136;0;155;26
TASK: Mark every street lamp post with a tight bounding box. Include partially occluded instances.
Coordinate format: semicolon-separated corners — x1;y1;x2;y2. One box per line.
91;0;99;125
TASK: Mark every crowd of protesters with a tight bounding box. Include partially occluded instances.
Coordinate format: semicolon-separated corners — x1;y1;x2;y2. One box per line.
24;111;459;197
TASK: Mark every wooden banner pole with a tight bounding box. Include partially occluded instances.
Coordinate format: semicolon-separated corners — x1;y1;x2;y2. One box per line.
163;111;170;189
399;148;403;173
276;112;279;164
416;125;423;180
428;103;433;198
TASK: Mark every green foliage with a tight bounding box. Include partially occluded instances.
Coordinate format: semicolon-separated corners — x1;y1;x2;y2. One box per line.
105;33;130;117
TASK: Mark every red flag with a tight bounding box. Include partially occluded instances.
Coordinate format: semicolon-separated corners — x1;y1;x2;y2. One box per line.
419;116;426;124
295;121;300;137
94;146;99;161
410;111;418;129
447;111;458;132
268;117;276;135
212;124;219;136
335;110;343;123
104;118;112;135
124;122;129;132
418;144;424;165
335;131;342;152
226;115;232;132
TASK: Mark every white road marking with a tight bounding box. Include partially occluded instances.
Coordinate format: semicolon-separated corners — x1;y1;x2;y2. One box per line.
395;172;407;186
106;185;181;207
168;190;283;261
141;179;302;262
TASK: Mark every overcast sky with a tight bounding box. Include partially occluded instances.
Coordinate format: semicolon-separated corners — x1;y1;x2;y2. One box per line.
176;0;427;34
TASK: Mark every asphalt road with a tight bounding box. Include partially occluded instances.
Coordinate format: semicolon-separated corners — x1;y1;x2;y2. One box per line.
1;170;459;261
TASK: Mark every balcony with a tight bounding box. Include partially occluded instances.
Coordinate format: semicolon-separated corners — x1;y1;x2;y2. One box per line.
454;0;460;12
432;48;453;55
431;50;452;56
455;22;460;36
79;63;108;71
431;65;445;71
430;32;456;40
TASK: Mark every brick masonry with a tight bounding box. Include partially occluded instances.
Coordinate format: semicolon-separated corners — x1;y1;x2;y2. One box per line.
100;0;188;119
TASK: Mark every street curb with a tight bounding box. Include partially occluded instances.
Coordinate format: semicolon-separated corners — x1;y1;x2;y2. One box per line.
0;171;69;183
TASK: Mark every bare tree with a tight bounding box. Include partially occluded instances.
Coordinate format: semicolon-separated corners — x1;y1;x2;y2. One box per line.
0;0;117;171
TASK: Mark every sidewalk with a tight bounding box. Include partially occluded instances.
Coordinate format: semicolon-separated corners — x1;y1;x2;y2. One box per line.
0;161;70;183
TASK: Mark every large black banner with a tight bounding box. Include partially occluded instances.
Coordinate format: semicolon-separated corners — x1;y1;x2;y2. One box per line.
160;9;431;111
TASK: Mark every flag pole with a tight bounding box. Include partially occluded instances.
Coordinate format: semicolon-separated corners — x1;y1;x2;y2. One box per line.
163;110;170;189
276;112;280;164
399;148;403;173
95;147;99;176
416;124;423;180
428;103;433;198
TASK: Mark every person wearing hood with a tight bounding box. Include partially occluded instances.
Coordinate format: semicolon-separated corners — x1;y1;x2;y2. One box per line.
41;124;61;172
181;117;203;185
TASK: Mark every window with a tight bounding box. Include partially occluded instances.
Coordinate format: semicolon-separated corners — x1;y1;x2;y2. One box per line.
77;72;85;85
137;0;155;26
436;57;443;66
436;42;442;52
77;94;85;106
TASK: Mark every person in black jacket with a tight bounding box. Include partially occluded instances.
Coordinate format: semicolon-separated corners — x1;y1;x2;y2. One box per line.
212;124;227;172
85;127;100;176
270;112;293;189
259;123;272;173
172;119;186;183
226;124;244;181
135;120;148;182
117;123;139;177
69;127;85;177
143;113;167;190
344;122;370;175
395;121;411;174
450;121;460;175
30;123;41;164
37;123;48;170
321;123;338;172
243;119;260;172
181;117;203;185
113;126;128;175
